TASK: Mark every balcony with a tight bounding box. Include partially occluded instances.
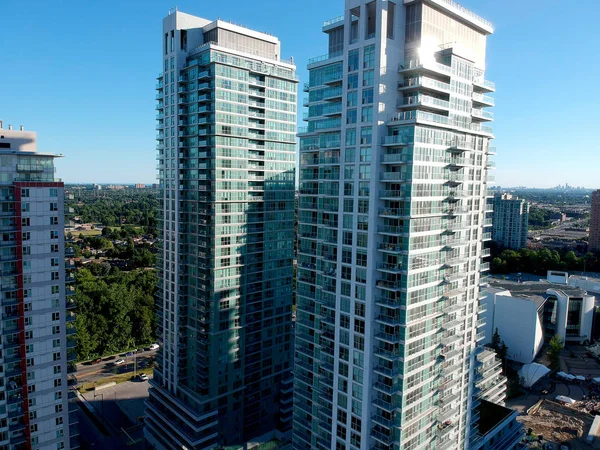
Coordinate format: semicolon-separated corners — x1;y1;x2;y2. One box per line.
379;189;410;200
473;77;496;92
377;263;403;274
398;76;451;94
472;92;495;106
397;95;451;112
379;208;409;219
307;52;343;68
375;292;403;307
382;135;411;147
381;172;411;182
375;332;403;345
398;59;452;78
375;280;402;292
472;109;494;122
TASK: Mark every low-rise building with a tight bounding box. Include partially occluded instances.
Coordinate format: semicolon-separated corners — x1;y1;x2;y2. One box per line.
482;271;595;363
470;399;523;450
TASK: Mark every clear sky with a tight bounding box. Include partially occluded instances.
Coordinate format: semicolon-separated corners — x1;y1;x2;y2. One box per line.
1;0;599;187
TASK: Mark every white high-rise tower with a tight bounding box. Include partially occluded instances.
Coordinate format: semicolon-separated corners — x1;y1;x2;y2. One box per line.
294;1;522;449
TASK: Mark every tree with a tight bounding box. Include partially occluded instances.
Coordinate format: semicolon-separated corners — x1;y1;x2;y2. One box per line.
548;334;564;370
490;328;508;367
498;341;509;364
491;328;501;350
74;267;157;361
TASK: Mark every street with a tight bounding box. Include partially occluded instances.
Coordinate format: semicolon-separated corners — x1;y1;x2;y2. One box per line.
529;217;588;241
75;348;157;386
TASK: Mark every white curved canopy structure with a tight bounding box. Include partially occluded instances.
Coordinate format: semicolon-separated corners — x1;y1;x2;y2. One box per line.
519;363;550;388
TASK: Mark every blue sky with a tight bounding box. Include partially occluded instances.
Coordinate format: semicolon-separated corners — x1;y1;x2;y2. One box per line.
1;0;599;187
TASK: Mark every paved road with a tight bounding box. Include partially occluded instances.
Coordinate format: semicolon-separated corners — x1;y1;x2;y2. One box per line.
75;349;157;385
529;218;587;241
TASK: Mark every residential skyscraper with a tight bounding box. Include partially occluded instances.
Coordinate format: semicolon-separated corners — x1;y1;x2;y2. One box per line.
295;1;520;449
491;193;529;249
0;124;77;449
145;11;297;450
589;190;600;252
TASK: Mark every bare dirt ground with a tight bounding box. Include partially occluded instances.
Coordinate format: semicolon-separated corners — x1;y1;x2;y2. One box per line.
518;400;599;449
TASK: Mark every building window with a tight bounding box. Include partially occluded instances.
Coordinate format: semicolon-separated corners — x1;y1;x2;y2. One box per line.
361;106;372;123
347;109;357;124
348;73;358;89
361;88;373;105
360;127;372;144
363;45;375;69
348;49;359;72
387;2;395;39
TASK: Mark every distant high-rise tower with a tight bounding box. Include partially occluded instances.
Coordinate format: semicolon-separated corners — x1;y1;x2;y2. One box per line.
145;11;297;450
492;193;529;249
590;190;600;252
0;124;77;449
295;1;521;449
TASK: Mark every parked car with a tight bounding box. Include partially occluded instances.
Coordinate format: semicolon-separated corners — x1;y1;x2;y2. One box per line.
139;373;149;381
115;359;125;365
91;358;102;365
126;352;133;357
149;344;159;350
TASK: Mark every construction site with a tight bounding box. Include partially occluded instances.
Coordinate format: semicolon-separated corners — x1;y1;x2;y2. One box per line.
519;399;600;449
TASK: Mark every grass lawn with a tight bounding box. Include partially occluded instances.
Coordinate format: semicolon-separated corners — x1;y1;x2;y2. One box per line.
77;367;154;392
70;229;102;237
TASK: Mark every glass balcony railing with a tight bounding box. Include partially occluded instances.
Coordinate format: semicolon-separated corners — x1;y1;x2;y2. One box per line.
398;95;450;110
399;59;452;76
399;76;451;93
472;92;495;106
308;51;343;65
323;15;344;28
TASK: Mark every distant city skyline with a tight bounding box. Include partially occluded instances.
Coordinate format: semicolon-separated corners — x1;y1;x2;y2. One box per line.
1;0;599;187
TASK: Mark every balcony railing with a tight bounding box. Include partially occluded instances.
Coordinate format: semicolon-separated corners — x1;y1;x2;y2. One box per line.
308;51;343;65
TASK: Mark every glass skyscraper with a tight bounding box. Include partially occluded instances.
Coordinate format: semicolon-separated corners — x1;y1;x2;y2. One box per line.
294;1;520;449
146;10;297;450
